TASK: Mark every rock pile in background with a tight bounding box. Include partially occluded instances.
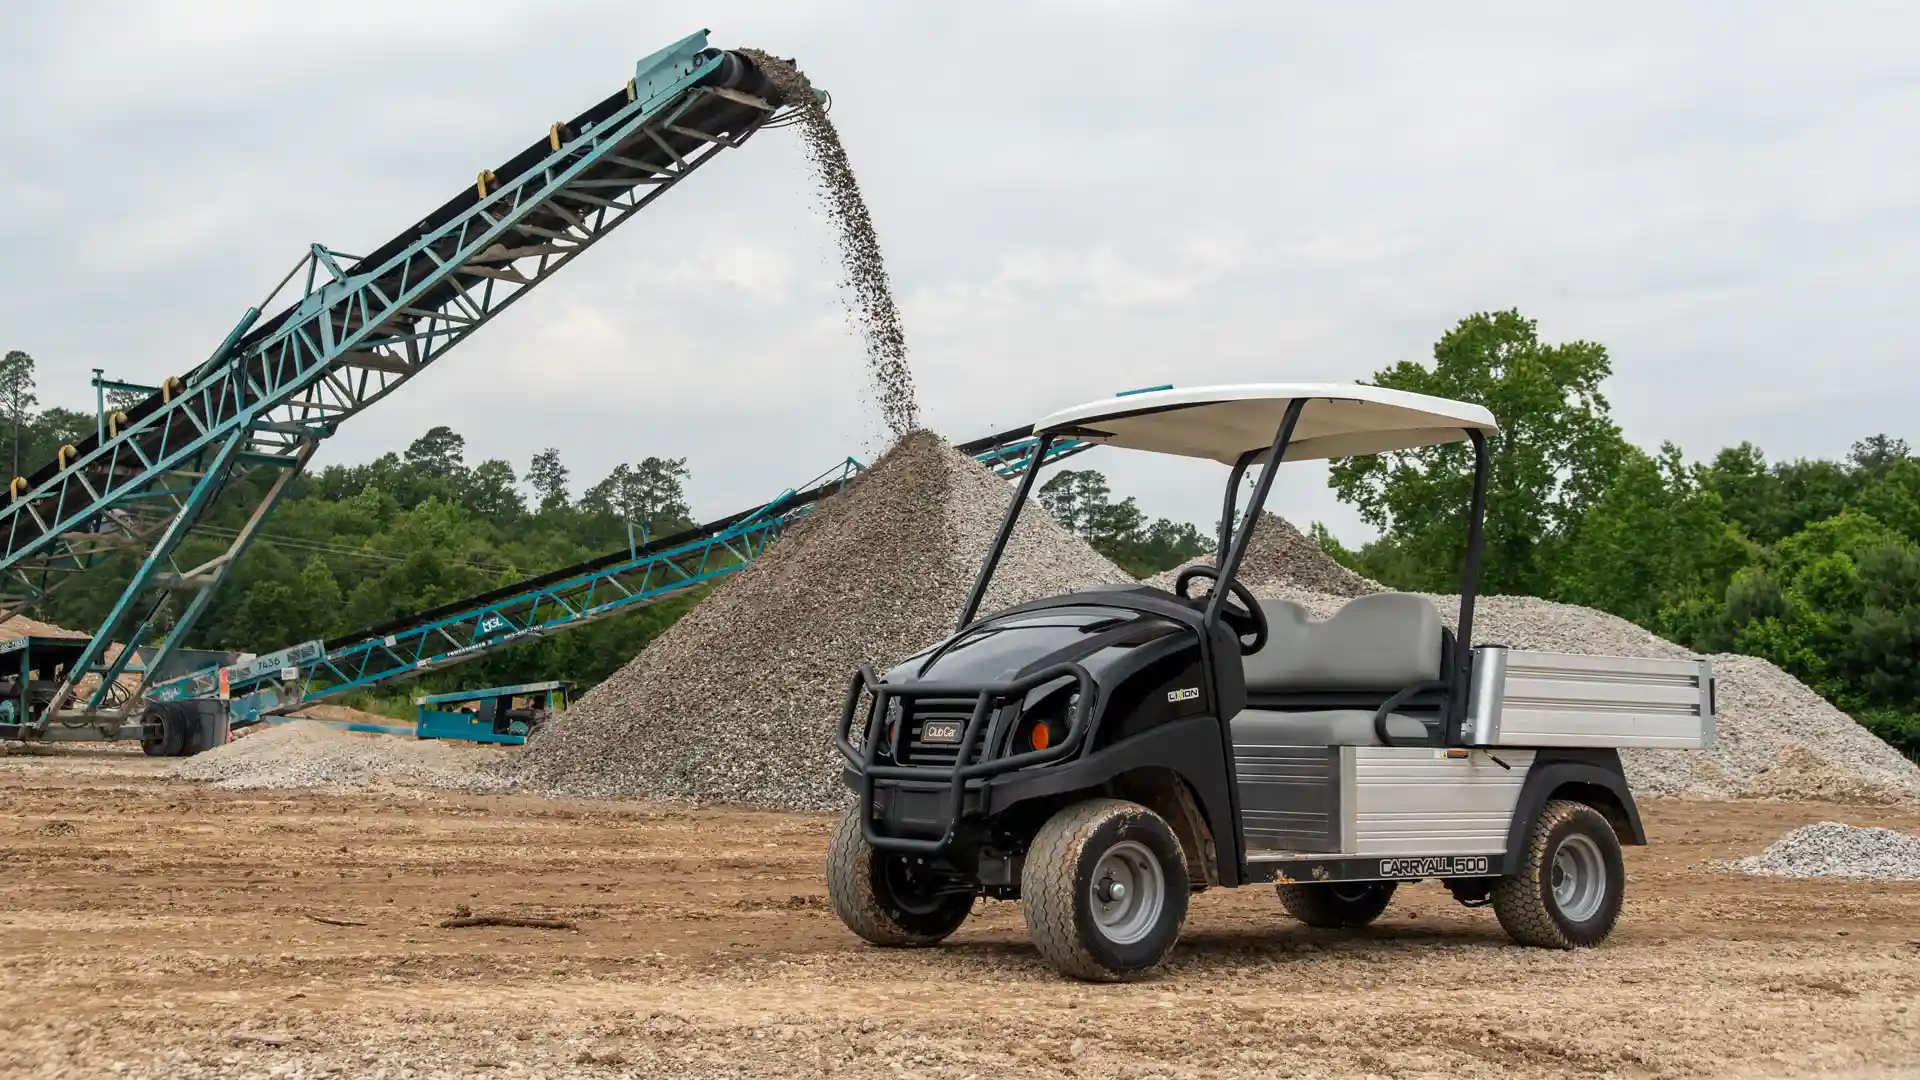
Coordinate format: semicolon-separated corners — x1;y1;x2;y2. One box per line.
1149;513;1381;598
1724;821;1920;881
506;432;1128;809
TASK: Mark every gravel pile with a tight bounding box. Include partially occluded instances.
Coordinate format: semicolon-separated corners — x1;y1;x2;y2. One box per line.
173;720;504;794
1724;821;1920;881
742;49;918;437
506;432;1129;809
0;615;86;641
1251;583;1920;803
1149;514;1381;598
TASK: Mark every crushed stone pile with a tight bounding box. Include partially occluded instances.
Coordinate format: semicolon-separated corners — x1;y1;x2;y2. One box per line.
1149;514;1382;598
742;49;917;437
1723;821;1920;881
1252;584;1920;804
0;615;86;641
506;432;1130;809
174;720;502;794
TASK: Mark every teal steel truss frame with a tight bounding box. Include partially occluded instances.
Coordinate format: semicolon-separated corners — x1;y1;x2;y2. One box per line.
0;32;782;731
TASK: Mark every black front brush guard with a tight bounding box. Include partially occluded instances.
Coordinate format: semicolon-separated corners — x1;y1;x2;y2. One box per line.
835;662;1095;854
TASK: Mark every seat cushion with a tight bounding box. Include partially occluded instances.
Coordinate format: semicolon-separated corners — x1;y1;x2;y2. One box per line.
1231;708;1432;748
1244;592;1444;694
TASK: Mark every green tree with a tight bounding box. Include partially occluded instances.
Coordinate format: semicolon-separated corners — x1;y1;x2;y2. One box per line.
1037;468;1209;577
581;457;692;535
1550;443;1751;628
0;350;38;479
404;425;467;479
1854;457;1920;543
1038;470;1111;540
1849;435;1912;479
528;447;569;511
1329;310;1627;595
465;459;524;519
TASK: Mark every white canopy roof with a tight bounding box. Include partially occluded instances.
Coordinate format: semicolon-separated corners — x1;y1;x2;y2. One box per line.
1031;383;1498;465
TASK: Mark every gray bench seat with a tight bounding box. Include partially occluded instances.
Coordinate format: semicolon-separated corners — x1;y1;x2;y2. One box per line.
1231;592;1446;747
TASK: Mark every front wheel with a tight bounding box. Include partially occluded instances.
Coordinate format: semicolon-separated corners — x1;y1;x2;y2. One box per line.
1492;799;1625;948
826;806;972;947
1276;880;1396;928
1022;799;1190;982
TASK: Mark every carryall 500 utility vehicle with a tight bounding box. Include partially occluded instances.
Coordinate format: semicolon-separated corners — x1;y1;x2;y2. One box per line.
829;384;1715;981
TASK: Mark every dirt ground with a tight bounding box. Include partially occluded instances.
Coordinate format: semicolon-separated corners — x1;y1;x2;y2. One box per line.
2;748;1917;1079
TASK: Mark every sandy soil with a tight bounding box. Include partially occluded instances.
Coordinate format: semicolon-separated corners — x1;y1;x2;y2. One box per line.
2;746;1917;1079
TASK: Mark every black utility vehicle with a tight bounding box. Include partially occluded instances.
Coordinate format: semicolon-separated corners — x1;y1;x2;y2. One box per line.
830;384;1714;980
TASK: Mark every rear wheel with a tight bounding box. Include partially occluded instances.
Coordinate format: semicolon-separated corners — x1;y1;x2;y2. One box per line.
1022;798;1189;982
1276;880;1396;928
826;806;972;947
1492;800;1625;948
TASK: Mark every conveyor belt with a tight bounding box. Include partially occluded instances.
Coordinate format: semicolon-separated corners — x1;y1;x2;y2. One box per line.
1;32;795;731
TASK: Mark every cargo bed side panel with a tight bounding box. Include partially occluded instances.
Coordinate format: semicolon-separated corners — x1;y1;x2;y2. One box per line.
1467;649;1714;749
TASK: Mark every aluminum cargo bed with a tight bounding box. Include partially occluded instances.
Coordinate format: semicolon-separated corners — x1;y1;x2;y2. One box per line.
1464;648;1714;749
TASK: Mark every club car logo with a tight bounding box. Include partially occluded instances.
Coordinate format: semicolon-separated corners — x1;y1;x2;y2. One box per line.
1166;687;1200;703
920;721;963;744
1376;856;1489;878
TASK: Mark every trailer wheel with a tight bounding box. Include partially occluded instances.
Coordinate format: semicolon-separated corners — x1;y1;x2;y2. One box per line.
1022;798;1189;982
826;806;972;947
1275;880;1397;928
139;706;169;757
140;704;189;758
1492;799;1625;948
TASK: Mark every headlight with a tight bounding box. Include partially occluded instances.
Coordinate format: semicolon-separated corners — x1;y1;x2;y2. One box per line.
1018;690;1081;753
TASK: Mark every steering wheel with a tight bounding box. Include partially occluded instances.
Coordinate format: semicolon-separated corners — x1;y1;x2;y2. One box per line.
1174;565;1269;655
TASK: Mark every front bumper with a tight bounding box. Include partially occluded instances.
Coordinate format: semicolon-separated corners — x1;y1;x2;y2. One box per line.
834;661;1094;853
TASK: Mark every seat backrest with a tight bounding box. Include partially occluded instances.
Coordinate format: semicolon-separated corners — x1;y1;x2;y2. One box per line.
1243;593;1444;692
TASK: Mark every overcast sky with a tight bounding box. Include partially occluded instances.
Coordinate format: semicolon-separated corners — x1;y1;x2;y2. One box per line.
1;2;1914;542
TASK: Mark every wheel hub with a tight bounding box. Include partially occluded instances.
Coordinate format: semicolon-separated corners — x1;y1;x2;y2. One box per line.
1088;840;1165;945
1550;833;1607;923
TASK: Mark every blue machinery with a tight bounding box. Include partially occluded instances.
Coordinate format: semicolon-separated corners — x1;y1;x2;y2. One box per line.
287;682;569;745
415;682;569;745
0;31;1096;744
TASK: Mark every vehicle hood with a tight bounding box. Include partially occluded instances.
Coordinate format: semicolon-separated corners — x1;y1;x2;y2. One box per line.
885;599;1194;691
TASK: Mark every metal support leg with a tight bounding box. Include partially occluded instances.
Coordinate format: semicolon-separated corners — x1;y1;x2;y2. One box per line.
40;430;247;724
129;439;318;701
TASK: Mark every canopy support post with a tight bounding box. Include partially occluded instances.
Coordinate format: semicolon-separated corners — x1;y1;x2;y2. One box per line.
1205;399;1306;630
1450;428;1492;733
956;433;1055;633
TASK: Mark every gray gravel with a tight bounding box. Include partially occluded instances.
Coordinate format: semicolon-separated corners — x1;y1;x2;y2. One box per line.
504;432;1129;809
741;49;918;437
1723;821;1920;881
172;720;510;794
1149;514;1382;598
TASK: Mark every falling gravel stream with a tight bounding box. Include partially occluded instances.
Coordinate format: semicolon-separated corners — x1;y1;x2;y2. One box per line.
743;49;920;437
